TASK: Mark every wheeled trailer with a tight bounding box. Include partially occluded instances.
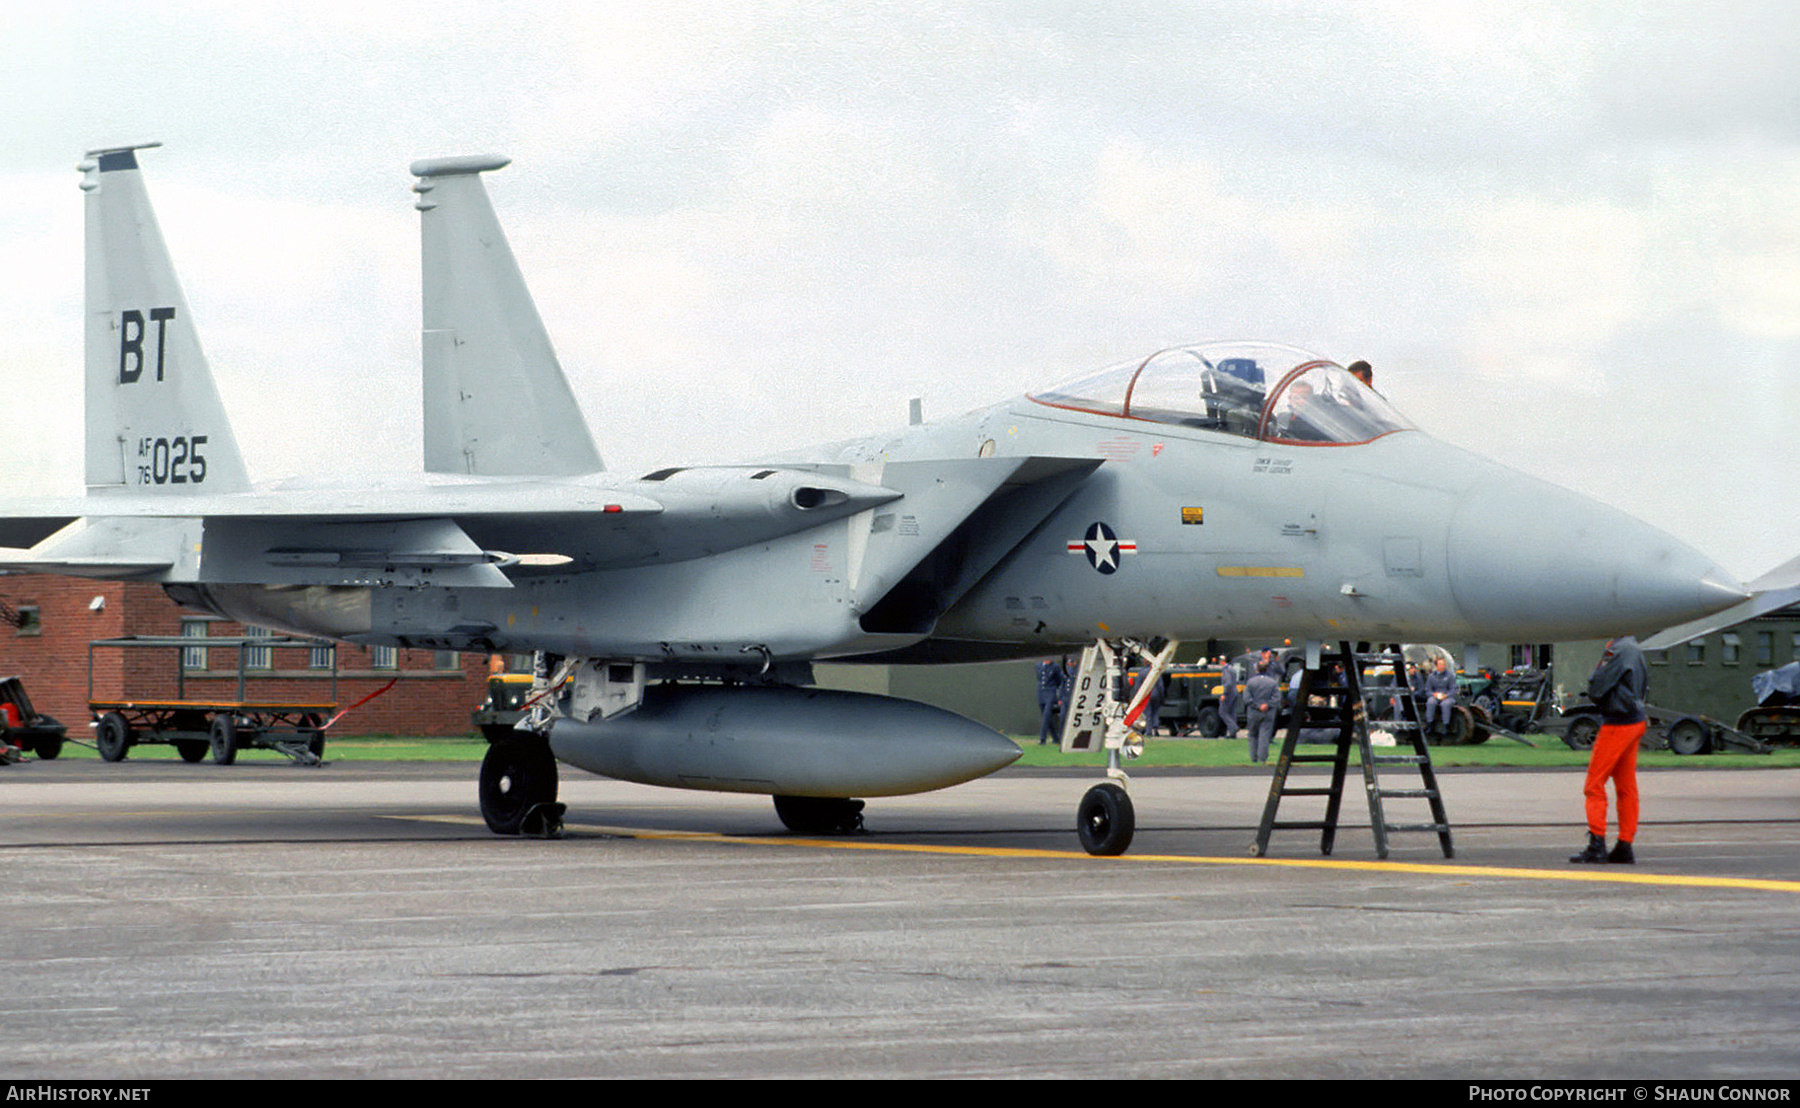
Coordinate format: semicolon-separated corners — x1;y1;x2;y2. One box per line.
85;636;338;766
1543;702;1770;756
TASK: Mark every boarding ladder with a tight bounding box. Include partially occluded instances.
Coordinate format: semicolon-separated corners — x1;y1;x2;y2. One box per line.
1250;643;1454;859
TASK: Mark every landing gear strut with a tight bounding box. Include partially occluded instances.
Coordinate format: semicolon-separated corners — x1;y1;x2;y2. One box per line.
479;736;564;838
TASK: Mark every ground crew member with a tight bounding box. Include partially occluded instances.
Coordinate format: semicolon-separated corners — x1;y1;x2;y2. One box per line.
1244;661;1281;764
1422;657;1458;735
1132;664;1165;735
1571;636;1649;865
1036;658;1066;744
1218;655;1242;737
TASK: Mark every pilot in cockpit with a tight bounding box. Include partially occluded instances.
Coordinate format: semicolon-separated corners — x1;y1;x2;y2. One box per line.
1276;378;1331;442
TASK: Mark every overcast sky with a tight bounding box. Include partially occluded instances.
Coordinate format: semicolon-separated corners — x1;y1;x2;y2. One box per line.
2;1;1795;582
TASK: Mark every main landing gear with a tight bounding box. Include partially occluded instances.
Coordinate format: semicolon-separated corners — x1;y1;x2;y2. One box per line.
476;652;642;838
479;734;565;838
772;795;866;835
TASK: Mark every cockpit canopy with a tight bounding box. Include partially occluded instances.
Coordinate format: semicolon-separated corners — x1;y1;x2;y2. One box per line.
1029;342;1414;446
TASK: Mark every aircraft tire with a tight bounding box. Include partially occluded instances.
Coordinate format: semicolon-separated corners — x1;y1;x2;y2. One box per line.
176;740;209;763
97;712;131;762
34;735;63;760
479;738;559;836
1077;782;1135;857
772;795;866;835
209;715;238;765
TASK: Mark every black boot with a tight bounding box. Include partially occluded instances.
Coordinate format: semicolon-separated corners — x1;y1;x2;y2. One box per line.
1569;832;1608;864
1607;840;1635;864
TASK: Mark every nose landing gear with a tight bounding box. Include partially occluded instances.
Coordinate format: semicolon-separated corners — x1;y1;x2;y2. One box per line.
1060;638;1176;856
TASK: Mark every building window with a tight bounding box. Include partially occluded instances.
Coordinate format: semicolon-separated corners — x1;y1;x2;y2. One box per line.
14;606;40;636
434;650;460;671
244;626;274;670
1792;633;1800;664
371;645;398;670
309;641;335;670
1757;631;1775;667
1648;649;1669;666
181;619;209;671
1722;633;1741;666
1686;641;1706;665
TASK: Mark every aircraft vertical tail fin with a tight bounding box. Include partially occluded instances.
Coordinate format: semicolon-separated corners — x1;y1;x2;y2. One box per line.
410;155;604;476
80;143;250;496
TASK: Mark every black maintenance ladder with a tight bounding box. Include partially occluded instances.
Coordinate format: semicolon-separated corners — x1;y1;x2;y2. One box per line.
1250;643;1454;860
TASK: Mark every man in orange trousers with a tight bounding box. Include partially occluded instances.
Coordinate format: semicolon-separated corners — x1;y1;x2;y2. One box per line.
1571;637;1649;865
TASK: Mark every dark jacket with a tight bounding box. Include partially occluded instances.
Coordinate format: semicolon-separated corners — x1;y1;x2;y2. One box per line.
1587;637;1649;726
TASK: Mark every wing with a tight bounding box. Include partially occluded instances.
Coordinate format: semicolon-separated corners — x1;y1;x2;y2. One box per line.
1640;552;1800;651
0;456;1100;618
0;467;892;585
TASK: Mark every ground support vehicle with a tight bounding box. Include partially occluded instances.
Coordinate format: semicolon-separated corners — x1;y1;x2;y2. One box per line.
0;676;69;760
473;672;535;742
1544;701;1769;756
1737;663;1800;746
1154;664;1228;736
1452;667;1554;747
86;636;338;765
1482;668;1556;734
1373;644;1489;746
1456;670;1501;721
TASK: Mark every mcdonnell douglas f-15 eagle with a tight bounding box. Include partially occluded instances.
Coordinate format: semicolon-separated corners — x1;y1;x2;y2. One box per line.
0;145;1765;853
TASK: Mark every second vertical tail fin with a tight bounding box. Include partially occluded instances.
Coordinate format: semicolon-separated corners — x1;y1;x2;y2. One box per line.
411;155;603;477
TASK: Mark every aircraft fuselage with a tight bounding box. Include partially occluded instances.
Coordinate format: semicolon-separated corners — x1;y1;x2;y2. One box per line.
170;393;1738;669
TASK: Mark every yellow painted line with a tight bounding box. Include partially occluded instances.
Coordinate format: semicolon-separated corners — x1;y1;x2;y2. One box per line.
1216;565;1305;578
388;814;1800;894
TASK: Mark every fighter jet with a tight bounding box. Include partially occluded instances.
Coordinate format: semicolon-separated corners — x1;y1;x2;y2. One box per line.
0;145;1764;852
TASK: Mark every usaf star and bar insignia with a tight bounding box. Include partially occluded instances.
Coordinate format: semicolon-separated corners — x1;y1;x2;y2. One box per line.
1066;522;1138;575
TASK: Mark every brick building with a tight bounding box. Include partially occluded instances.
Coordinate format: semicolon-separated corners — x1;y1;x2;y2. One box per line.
0;572;494;736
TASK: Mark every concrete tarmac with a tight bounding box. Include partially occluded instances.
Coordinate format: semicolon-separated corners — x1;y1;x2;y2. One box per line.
2;756;1797;1079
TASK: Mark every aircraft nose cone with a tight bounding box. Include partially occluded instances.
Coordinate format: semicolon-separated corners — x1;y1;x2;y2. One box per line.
1446;477;1748;641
